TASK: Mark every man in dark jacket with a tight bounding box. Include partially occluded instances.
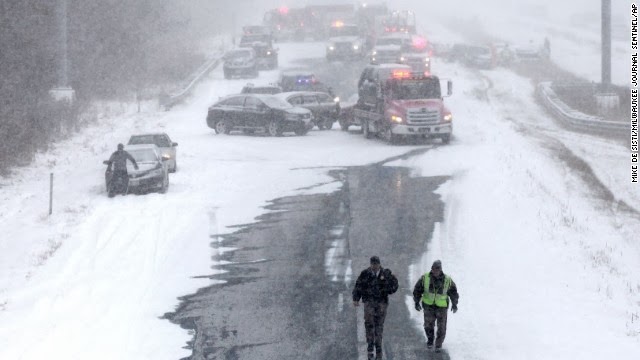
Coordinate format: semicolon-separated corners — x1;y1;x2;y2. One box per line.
353;256;399;360
413;260;459;352
106;143;138;196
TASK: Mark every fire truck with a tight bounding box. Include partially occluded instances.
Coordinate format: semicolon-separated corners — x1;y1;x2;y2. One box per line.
351;65;453;144
382;10;416;34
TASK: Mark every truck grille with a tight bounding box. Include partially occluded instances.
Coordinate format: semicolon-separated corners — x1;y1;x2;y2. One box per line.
335;42;353;52
375;51;400;64
407;108;440;125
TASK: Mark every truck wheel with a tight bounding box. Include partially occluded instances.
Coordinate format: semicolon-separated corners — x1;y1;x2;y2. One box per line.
339;119;349;131
385;127;399;144
363;120;373;139
317;121;325;130
441;134;451;144
294;126;309;136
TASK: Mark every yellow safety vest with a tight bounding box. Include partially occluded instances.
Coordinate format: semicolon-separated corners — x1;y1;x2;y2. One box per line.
421;272;451;308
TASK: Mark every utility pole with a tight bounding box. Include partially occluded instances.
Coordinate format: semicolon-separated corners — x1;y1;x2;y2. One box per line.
594;0;619;117
49;0;75;103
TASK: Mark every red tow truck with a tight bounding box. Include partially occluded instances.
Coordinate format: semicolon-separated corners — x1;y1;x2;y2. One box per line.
352;66;453;144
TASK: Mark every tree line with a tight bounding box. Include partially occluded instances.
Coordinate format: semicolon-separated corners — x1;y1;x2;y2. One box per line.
0;0;210;173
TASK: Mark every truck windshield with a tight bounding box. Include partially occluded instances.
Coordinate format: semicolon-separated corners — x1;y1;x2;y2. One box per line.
390;79;441;100
329;26;359;37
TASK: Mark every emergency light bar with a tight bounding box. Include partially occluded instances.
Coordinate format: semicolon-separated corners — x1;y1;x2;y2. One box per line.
392;70;430;80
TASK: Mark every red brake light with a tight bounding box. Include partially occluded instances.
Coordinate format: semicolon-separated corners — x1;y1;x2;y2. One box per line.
279;6;289;15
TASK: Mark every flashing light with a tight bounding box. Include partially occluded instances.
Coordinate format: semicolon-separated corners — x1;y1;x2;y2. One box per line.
392;70;411;79
412;36;427;50
278;6;289;15
332;20;345;28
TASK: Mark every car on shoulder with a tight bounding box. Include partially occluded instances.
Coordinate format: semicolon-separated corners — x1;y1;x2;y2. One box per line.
127;133;178;173
274;91;340;130
206;94;313;136
241;83;283;95
222;48;258;79
103;144;170;194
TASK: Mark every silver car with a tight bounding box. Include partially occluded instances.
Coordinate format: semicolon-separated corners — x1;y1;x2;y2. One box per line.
124;144;170;194
127;133;178;172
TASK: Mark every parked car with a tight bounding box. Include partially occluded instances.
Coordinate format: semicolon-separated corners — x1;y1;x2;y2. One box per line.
206;94;313;136
222;48;258;79
127;133;178;172
274;91;340;130
241;83;283;95
103;144;170;194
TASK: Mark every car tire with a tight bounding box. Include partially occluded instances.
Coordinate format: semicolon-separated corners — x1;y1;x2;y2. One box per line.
294;127;309;136
317;121;325;130
324;118;333;130
214;119;230;134
267;120;283;137
363;120;373;139
223;70;231;80
159;174;169;194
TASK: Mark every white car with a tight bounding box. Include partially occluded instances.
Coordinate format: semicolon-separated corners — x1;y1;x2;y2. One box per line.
127;133;178;172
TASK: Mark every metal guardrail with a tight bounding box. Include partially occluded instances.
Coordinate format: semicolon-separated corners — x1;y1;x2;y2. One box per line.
159;55;223;110
536;81;629;134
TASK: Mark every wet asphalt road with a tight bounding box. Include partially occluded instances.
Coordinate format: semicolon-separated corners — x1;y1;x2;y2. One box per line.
164;154;452;360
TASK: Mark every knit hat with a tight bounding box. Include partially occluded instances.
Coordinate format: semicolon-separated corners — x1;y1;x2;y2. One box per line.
431;260;442;270
370;256;381;264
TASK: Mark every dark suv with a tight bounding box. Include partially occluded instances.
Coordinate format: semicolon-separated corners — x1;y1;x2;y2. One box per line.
206;94;313;136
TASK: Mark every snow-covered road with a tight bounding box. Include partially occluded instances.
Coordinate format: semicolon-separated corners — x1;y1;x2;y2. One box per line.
1;20;639;360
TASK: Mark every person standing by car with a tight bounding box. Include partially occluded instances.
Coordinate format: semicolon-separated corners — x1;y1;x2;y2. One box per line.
412;260;459;353
352;256;399;360
106;143;138;196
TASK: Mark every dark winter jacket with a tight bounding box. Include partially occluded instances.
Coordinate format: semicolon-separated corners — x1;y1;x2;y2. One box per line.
412;272;459;308
107;150;138;172
352;267;399;304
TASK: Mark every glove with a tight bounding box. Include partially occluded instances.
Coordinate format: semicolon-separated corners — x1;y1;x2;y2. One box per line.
415;302;422;312
452;305;458;313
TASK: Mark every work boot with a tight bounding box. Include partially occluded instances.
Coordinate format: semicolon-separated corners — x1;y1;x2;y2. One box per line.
367;352;374;360
426;339;434;349
375;352;383;360
435;346;442;353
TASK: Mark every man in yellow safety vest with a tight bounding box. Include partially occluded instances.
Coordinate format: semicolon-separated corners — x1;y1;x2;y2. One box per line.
412;260;459;353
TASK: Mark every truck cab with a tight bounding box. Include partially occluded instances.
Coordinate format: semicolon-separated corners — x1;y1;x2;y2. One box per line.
326;22;366;61
354;67;454;144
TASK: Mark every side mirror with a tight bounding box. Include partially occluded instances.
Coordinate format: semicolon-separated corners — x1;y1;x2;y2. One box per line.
447;80;453;96
172;142;178;147
103;160;110;165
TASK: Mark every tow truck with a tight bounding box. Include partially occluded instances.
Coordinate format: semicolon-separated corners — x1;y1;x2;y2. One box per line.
353;67;453;144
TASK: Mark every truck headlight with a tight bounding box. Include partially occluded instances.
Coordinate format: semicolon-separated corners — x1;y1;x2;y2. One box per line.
267;51;272;55
391;115;403;123
372;50;377;55
333;96;340;103
400;56;406;62
329;46;335;51
444;114;453;122
353;45;359;50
